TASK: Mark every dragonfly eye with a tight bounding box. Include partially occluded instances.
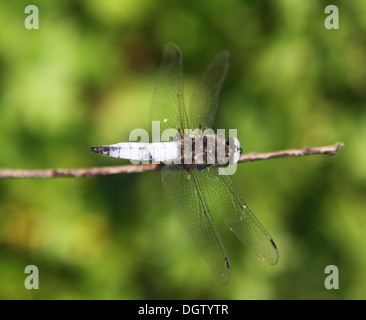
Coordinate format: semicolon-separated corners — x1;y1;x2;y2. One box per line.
226;137;241;151
228;137;241;164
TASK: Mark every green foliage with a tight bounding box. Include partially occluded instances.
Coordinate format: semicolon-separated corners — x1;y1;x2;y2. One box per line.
0;0;365;299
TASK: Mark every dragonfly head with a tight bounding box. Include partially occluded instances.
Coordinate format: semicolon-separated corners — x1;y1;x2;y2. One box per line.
232;137;241;163
226;137;241;164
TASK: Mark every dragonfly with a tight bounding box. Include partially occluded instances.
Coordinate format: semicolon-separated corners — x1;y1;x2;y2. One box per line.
91;44;279;284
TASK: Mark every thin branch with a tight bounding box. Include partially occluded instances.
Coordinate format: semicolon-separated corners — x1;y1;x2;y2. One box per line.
238;142;344;162
0;142;344;179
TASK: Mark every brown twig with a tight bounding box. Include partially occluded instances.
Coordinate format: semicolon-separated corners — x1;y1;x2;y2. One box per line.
0;142;344;179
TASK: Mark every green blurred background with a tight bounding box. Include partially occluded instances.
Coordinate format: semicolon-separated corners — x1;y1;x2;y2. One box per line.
0;0;365;299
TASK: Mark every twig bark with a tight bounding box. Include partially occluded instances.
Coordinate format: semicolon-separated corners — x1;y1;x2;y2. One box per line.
0;142;344;179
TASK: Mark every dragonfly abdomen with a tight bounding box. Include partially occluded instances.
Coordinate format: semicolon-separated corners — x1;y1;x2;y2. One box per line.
90;142;181;162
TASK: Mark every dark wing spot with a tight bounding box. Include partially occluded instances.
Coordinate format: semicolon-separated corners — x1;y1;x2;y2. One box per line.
227;54;232;64
270;239;277;250
225;256;230;269
176;49;181;59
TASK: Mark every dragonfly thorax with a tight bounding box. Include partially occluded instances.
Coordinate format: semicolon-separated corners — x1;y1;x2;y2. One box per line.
179;133;241;166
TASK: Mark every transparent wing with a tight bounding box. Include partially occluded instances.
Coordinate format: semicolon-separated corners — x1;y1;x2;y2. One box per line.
201;166;279;265
189;50;231;131
150;44;188;134
161;164;230;285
